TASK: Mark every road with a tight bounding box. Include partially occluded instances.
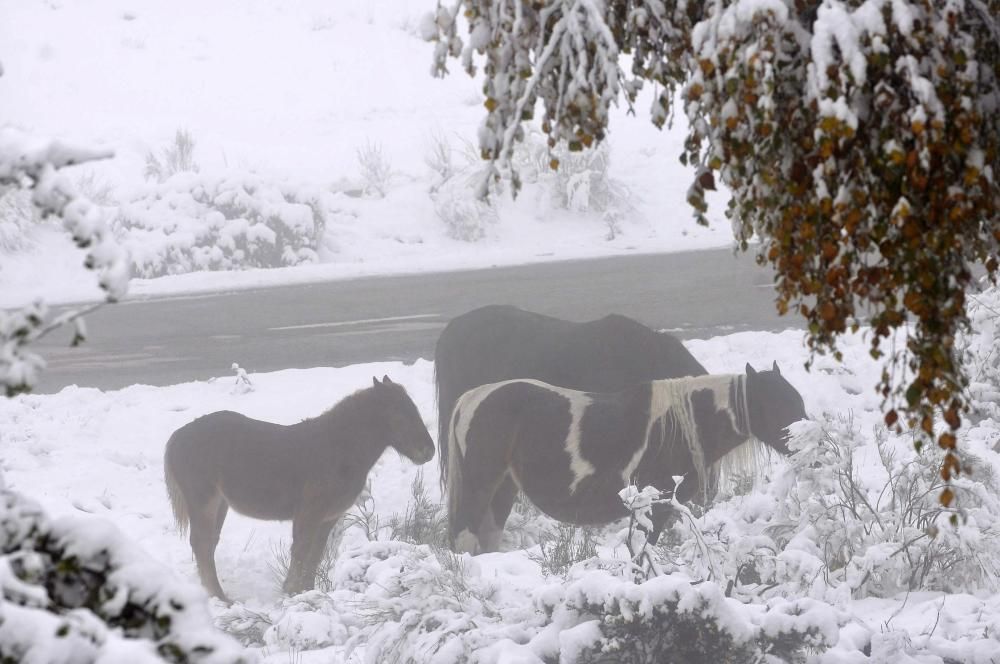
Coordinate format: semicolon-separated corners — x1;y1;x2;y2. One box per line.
30;248;800;393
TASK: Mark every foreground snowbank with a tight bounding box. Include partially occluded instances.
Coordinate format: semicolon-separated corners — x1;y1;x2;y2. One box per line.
2;326;998;662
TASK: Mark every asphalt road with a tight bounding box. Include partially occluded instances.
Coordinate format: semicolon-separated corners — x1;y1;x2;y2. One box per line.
30;248;800;393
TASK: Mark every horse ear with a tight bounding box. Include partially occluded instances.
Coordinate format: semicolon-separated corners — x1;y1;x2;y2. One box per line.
745;362;757;377
382;374;392;384
373;376;380;388
772;360;780;374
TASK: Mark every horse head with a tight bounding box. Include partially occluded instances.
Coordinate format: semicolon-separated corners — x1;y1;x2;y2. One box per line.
372;375;435;465
745;361;807;455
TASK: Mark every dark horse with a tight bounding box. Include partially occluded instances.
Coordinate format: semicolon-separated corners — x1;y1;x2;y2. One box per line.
435;306;707;493
164;376;434;601
447;364;805;554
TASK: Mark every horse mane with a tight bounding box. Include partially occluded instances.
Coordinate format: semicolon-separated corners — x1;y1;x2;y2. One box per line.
312;384;381;423
647;374;762;502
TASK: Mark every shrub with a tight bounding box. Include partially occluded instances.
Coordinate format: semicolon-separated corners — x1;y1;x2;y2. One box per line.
541;573;837;664
385;471;449;547
356;141;392;198
530;523;599;577
512;132;633;221
0;489;247;663
0;185;38;253
145;129;200;183
663;416;1000;602
115;173;329;277
432;173;499;242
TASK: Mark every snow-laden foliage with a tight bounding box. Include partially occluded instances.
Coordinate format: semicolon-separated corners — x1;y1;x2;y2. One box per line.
658;416;1000;604
0;127;130;396
429;0;1000;495
215;540;836;663
356;141;393;199
145;129;200;184
963;284;1000;427
0;185;38;253
429;131;632;241
0;488;248;663
115;173;331;277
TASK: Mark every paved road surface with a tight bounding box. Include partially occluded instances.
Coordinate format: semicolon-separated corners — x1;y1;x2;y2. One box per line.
30;248;801;393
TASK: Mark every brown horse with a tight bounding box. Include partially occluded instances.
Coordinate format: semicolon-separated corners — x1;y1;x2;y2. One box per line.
447;364;805;555
164;376;434;601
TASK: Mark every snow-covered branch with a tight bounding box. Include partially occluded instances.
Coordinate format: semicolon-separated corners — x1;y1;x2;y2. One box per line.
0;128;130;396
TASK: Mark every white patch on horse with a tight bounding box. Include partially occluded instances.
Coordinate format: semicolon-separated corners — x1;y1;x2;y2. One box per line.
561;392;595;493
451;379;597;494
450;382;506;456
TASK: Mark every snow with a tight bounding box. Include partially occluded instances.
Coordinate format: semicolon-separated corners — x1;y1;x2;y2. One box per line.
2;0;999;661
1;324;998;662
0;0;733;309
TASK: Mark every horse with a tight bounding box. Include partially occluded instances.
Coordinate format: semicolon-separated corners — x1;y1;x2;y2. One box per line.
446;363;805;555
434;305;707;497
164;376;434;601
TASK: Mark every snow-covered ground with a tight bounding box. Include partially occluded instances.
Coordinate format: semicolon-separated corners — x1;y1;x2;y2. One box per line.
0;0;733;309
2;327;998;662
3;0;999;661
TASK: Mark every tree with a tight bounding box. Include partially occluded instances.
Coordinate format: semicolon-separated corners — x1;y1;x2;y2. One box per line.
427;0;999;504
0;127;130;396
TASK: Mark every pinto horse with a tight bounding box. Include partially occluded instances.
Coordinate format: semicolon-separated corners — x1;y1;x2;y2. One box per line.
434;306;707;490
446;363;805;554
164;376;434;600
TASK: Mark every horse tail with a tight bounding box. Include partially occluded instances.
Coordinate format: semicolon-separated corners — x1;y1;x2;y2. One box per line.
434;359;450;491
435;336;466;493
164;439;190;537
445;400;466;547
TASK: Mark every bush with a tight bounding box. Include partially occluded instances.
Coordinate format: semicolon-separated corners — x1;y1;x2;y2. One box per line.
540;573;837;664
0;185;38;253
0;489;247;663
115;173;330;277
385;471;449;547
356;141;392;198
512;132;633;222
432;172;499;242
530;524;600;577
661;416;1000;603
145;129;200;184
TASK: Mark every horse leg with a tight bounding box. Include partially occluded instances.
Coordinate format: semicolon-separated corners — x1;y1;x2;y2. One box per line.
481;475;517;553
300;518;338;592
452;449;508;555
189;492;228;601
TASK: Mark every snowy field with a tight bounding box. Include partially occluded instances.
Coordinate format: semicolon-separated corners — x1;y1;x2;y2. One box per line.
3;325;999;663
0;0;733;309
3;0;1000;662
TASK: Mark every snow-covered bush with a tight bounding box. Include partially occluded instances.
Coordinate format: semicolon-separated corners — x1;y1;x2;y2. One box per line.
540;572;838;664
0;489;247;663
0;185;38;252
530;523;599;577
432;172;499;242
145;129;200;184
963;285;1000;426
512;131;633;223
115;173;329;277
356;141;392;198
664;417;1000;603
386;471;449;547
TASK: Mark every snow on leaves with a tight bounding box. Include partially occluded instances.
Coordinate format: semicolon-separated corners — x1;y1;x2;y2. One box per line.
0;489;247;664
0;128;130;397
430;0;1000;499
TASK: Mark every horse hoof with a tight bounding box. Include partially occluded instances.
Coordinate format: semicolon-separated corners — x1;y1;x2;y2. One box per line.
453;529;480;555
